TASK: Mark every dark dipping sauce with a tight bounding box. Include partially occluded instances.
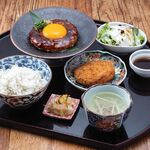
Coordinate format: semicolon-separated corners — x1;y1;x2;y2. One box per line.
134;57;150;69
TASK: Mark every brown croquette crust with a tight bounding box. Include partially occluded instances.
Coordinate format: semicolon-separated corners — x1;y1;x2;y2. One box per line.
74;60;115;86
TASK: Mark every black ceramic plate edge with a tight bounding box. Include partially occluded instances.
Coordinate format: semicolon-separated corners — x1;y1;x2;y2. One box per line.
0;20;150;150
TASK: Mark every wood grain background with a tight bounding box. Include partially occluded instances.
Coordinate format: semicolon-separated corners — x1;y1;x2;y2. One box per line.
0;0;150;150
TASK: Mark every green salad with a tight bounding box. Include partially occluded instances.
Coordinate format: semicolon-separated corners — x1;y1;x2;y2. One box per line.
97;23;145;46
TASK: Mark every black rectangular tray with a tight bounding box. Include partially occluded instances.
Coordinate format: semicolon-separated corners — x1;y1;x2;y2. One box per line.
0;20;150;150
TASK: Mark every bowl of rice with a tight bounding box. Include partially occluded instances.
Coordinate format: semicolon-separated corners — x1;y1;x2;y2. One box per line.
0;55;52;109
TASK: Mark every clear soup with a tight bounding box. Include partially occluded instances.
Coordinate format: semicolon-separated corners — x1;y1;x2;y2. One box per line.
86;92;129;116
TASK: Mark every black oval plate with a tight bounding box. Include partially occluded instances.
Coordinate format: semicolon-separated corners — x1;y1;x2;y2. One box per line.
10;7;97;59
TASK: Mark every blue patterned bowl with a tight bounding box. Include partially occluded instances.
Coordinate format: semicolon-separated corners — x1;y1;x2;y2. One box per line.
81;84;133;132
64;50;127;91
0;55;52;109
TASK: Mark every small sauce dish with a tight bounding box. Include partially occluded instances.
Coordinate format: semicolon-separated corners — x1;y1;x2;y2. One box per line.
129;49;150;78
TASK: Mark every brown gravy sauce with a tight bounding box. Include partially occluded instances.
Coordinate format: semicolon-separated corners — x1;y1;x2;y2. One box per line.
133;57;150;69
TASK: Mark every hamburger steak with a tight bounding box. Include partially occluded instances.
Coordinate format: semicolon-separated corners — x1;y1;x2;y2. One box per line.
29;19;78;52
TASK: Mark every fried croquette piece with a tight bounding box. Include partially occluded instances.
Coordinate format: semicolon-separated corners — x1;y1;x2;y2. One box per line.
74;60;115;86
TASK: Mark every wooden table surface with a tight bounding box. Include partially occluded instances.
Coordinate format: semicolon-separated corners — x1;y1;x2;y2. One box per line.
0;0;150;150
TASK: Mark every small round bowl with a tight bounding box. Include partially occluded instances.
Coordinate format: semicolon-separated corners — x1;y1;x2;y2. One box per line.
96;22;147;54
0;55;52;109
81;84;132;132
64;50;127;91
129;49;150;78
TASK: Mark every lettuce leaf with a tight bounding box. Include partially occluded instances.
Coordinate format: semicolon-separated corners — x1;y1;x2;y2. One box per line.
97;23;109;39
132;27;145;46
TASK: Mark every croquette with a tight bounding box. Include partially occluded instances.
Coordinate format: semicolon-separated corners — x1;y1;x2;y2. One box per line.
74;60;115;86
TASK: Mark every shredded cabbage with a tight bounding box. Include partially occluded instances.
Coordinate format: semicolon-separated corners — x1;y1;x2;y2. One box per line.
97;23;145;46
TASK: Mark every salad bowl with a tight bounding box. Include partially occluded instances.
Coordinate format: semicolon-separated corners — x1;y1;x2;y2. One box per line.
96;22;147;54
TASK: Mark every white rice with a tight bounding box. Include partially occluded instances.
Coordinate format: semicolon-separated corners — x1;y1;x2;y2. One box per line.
0;65;47;96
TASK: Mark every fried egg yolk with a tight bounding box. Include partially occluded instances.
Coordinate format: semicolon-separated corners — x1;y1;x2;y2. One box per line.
42;24;67;39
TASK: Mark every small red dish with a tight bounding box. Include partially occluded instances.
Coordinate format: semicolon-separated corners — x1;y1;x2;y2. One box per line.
43;94;80;120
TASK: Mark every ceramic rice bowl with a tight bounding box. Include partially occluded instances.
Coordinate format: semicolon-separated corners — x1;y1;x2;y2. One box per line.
0;55;52;109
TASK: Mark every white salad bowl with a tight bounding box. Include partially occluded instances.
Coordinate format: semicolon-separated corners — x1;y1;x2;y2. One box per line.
129;49;150;78
96;22;147;54
0;55;52;109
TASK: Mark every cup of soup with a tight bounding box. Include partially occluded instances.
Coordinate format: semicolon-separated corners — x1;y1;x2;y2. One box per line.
81;84;132;132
